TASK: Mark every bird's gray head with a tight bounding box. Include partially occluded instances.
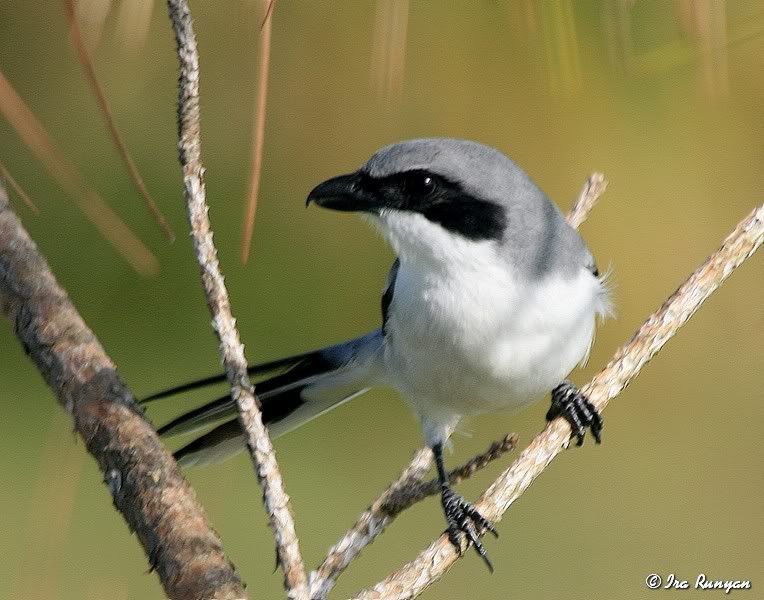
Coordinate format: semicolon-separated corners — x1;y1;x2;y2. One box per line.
307;138;578;273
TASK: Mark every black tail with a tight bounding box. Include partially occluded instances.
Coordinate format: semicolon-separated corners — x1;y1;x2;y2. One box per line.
154;350;335;437
143;330;385;467
140;350;321;403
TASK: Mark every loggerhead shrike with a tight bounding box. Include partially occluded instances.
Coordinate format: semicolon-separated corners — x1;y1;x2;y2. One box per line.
144;138;611;568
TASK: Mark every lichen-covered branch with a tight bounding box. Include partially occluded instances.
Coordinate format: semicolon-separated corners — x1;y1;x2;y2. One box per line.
354;203;764;600
0;182;245;600
166;1;309;598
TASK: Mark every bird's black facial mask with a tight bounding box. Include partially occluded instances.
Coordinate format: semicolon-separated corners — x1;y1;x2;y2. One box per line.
307;169;506;241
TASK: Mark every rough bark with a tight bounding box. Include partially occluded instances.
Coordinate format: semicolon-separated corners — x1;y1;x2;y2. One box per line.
0;183;246;600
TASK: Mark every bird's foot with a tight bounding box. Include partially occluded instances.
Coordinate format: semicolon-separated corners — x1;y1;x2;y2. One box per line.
547;380;603;446
441;486;498;572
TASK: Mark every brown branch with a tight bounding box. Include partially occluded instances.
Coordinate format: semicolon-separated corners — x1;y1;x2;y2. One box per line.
166;1;309;598
309;435;518;599
310;173;607;597
240;0;274;264
0;157;39;214
355;202;764;599
64;0;175;242
0;182;245;600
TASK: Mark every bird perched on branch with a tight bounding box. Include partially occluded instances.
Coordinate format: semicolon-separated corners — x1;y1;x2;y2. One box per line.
144;138;611;569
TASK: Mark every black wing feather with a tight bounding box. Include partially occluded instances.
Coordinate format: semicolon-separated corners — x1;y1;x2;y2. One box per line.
155;350;337;437
141;350;321;403
381;258;400;335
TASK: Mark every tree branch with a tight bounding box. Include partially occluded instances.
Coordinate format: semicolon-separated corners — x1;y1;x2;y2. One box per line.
309;434;518;599
567;171;607;229
0;181;245;600
166;1;309;598
354;202;764;599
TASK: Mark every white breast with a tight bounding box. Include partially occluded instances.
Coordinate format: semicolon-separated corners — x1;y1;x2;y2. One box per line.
384;253;608;445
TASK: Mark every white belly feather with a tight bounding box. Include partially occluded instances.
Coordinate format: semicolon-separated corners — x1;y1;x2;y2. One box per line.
384;259;607;445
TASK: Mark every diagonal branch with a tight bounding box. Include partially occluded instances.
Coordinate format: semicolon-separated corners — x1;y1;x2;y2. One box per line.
0;181;245;600
355;202;764;599
309;435;518;599
310;173;608;598
166;1;308;598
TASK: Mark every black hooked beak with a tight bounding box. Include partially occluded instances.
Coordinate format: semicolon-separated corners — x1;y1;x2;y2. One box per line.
306;171;381;213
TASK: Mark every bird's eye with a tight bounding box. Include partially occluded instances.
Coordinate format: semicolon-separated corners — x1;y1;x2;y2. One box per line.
403;172;437;195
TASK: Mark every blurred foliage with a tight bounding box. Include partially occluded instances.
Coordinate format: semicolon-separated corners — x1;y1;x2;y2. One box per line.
0;1;762;599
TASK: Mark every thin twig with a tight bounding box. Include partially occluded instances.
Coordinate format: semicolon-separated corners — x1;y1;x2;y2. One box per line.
166;1;309;598
64;0;175;242
309;435;518;599
354;203;764;599
568;171;607;229
0;158;39;214
388;435;519;513
310;174;608;597
241;0;274;264
0;182;245;600
0;68;159;276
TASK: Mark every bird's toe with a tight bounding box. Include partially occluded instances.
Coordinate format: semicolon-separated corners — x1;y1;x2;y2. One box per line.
548;380;603;446
441;487;496;572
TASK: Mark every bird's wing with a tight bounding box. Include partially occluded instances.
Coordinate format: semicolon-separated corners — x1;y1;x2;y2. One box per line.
151;330;386;467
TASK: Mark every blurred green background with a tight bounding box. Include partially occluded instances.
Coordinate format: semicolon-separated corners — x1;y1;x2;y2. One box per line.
1;1;762;599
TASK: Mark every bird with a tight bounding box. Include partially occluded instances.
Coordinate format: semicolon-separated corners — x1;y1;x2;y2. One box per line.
143;138;611;570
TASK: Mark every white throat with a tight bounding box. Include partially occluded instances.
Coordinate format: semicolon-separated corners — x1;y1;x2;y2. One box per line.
367;209;501;275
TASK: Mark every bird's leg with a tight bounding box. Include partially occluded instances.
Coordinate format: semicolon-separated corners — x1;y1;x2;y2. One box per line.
433;442;498;572
547;380;603;446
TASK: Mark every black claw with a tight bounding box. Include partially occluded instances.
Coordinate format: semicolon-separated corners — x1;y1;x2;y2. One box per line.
441;486;496;572
548;381;604;446
433;442;497;572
